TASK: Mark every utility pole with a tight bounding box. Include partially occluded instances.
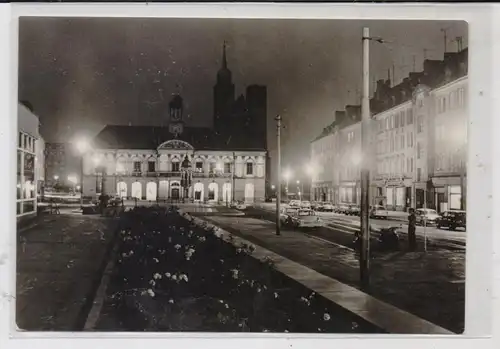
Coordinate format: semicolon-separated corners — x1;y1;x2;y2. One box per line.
360;27;371;290
275;114;282;236
441;28;449;53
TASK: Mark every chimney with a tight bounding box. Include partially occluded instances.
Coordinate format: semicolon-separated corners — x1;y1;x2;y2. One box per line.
375;79;386;100
345;105;361;121
335;110;346;125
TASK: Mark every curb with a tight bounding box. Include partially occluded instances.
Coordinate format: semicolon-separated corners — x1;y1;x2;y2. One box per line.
74;218;121;330
179;210;454;335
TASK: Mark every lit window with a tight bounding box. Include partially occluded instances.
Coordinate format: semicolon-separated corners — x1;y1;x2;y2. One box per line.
246;162;254;175
133;161;141;172
172;162;180;172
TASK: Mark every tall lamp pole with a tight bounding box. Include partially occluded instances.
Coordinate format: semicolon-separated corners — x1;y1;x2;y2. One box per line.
360;27;372;290
275;115;282;236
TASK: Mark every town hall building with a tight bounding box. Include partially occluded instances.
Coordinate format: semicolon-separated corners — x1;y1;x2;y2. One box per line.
81;47;268;203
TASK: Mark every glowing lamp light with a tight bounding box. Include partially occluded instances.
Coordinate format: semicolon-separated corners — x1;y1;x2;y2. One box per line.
67;175;78;184
54;175;59;180
271;185;276;190
75;138;90;154
352;152;362;166
296;180;300;184
283;169;292;181
76;185;81;191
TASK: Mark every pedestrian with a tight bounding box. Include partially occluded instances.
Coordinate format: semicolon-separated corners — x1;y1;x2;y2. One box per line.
408;208;417;251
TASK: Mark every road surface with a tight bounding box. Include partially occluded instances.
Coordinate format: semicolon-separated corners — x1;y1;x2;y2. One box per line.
255;202;466;244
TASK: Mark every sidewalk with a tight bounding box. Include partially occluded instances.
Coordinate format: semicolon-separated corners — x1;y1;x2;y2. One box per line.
16;214;119;331
203;215;465;333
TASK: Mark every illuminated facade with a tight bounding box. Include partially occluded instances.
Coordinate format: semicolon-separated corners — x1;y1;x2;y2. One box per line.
311;48;468;212
82;93;266;203
17;102;45;220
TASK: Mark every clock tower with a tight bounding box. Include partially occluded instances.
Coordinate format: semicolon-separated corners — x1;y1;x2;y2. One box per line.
168;92;184;137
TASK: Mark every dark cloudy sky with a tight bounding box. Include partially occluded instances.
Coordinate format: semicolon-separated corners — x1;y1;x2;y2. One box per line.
18;18;467;181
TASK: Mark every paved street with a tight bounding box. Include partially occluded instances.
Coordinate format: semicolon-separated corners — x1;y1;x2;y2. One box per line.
255;202;466;244
196;211;465;333
16;213;118;330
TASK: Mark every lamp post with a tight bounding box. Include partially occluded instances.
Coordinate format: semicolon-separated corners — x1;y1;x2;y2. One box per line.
296;180;303;201
275;114;282;236
360;27;372;290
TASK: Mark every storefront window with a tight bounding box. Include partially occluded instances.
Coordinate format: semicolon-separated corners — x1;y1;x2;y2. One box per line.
449;185;461;210
17;150;22;199
386;188;394;207
23;153;35;199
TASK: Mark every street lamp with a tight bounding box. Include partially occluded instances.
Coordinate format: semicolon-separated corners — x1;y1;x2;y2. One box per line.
53;175;59;181
75;138;90;207
296;180;303;201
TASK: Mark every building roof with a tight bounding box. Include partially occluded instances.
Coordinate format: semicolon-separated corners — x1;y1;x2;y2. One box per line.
93;125;266;151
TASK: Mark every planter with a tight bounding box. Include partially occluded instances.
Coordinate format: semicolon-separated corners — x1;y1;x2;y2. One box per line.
100;206;382;333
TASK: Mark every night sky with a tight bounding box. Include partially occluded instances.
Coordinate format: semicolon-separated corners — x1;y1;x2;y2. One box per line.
18;18;467;181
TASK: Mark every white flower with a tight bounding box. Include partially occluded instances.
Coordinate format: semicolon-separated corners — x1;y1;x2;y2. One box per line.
274;292;279;299
263;329;269;333
231;269;239;279
172;274;178;281
168;237;172;243
236;248;242;254
220;259;224;264
219;300;224;303
165;272;171;278
168;299;174;304
147;289;155;297
225;304;229;309
323;313;331;321
149;280;156;286
257;288;261;293
129;250;134;255
153;258;159;263
153;273;162;280
174;244;181;250
122;252;127;257
180;274;189;282
284;330;289;333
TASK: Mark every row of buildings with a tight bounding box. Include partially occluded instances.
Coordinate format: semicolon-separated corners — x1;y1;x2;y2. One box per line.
310;48;468;213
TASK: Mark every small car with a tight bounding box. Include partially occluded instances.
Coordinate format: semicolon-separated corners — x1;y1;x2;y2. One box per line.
347;204;361;216
336;204;350;214
415;208;440;226
436;210;466;231
300;200;312;209
370;205;388;219
321;203;334;212
288;200;301;208
291;209;324;229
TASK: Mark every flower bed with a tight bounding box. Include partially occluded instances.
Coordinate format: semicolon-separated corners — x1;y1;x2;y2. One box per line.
101;206;383;333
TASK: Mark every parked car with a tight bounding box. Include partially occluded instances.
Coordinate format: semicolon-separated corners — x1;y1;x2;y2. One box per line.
346;204;360;216
300;200;312;209
415;208;440;226
291;209;324;229
310;201;320;210
321;202;334;212
288;200;301;208
370;205;389;219
336;204;350;214
436;210;466;230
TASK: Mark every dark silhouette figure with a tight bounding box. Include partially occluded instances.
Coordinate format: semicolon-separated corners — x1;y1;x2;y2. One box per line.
408;208;417;251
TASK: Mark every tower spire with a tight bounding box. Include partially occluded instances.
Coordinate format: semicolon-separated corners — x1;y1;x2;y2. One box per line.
222;40;228;69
